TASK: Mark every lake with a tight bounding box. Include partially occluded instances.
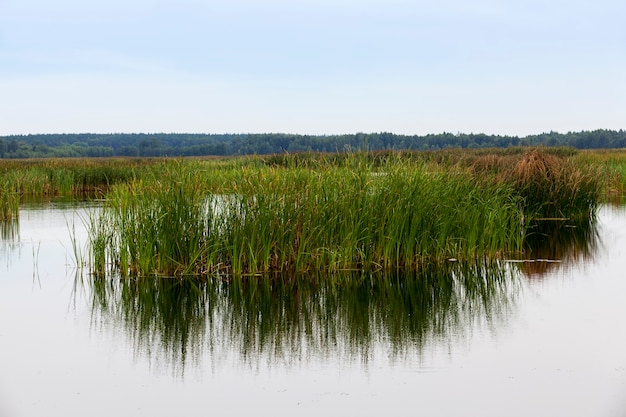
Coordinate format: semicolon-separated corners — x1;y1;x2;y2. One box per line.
1;201;625;417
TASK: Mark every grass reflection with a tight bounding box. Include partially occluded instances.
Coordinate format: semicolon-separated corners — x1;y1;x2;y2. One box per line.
89;276;208;372
85;262;519;376
0;219;19;241
513;217;600;278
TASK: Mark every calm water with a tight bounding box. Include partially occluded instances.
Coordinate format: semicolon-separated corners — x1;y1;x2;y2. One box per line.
1;202;625;417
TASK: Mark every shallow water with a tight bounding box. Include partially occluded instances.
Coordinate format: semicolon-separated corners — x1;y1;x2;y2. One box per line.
0;203;625;417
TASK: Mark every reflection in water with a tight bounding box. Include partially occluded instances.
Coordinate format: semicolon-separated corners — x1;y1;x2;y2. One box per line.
514;217;600;278
84;263;519;376
0;219;19;241
0;219;20;265
79;211;603;376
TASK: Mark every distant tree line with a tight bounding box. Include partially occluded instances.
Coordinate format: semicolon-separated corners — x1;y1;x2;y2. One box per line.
0;130;625;158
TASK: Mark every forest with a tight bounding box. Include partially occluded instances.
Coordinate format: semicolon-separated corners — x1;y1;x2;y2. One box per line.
0;129;625;158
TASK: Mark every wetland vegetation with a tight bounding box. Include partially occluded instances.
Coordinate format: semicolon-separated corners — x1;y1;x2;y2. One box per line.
1;147;623;417
1;147;616;277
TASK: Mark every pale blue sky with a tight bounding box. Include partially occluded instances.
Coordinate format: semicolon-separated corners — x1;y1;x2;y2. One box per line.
1;0;624;136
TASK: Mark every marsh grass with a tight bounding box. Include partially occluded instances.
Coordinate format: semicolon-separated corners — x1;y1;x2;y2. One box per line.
89;162;208;277
0;157;163;198
269;148;602;219
503;149;599;220
0;176;19;220
573;149;626;203
88;157;528;276
0;158;169;219
0;149;605;276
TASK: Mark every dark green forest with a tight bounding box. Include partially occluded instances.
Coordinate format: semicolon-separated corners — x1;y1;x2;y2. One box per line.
0;130;624;158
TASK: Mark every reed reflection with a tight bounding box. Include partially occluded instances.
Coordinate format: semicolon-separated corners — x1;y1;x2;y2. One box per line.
86;262;519;376
0;219;20;265
514;217;600;278
0;219;19;241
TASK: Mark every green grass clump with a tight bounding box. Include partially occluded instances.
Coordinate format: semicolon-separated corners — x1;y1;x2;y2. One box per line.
0;157;162;198
88;158;527;276
0;176;19;220
89;162;207;276
0;148;603;276
573;149;626;203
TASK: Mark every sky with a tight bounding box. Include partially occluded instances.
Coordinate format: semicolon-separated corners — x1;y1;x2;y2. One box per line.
1;0;625;136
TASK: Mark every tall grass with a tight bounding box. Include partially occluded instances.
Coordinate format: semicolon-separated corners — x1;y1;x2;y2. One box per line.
0;175;19;220
573;149;626;203
0;149;606;274
0;157;161;198
89;161;207;276
502;149;599;220
88;157;528;276
0;158;166;219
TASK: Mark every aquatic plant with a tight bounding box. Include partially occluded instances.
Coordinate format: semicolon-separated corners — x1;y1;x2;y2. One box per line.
89;161;208;276
0;149;606;274
503;149;600;220
0;175;19;220
573;149;626;203
88;158;527;276
0;157;159;198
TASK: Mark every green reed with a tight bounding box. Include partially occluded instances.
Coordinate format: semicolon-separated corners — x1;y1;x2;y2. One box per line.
89;161;208;276
0;157;171;219
0;158;163;198
269;148;603;220
88;157;528;276
572;149;626;203
0;175;19;220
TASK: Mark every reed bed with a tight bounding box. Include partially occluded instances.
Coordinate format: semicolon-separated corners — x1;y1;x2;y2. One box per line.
268;148;602;219
501;149;599;220
0;158;165;198
0;148;608;275
572;149;626;202
85;149;606;277
0;176;19;220
88;156;529;276
0;158;169;219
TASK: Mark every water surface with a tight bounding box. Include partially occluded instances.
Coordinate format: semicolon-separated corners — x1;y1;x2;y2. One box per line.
1;203;625;417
